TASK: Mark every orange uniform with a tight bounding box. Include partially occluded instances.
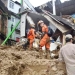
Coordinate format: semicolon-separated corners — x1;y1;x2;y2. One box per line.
40;25;50;50
27;28;35;49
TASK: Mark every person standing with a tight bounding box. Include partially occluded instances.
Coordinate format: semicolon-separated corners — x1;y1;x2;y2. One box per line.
37;20;50;59
27;25;36;49
59;34;75;75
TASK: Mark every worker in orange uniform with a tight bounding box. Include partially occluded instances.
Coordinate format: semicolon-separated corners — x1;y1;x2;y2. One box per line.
38;20;50;59
27;25;36;50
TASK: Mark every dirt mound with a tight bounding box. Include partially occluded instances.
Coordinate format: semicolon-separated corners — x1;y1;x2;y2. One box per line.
0;46;66;75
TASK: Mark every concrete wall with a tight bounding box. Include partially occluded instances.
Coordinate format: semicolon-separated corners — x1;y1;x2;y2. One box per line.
7;15;20;40
7;0;21;14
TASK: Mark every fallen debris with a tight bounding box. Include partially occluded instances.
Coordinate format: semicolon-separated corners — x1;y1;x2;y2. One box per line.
0;46;66;75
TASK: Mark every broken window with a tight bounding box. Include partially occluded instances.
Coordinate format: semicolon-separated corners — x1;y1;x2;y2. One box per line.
11;17;15;22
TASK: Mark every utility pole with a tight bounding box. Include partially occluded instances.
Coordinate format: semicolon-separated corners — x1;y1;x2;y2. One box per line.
20;0;23;5
52;0;56;15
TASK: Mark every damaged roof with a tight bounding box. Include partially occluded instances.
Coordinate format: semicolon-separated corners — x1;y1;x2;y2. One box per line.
9;11;20;19
25;12;49;31
41;10;75;30
51;15;75;29
21;9;74;34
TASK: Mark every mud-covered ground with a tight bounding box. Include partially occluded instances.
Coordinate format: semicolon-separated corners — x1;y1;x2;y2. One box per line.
0;46;66;75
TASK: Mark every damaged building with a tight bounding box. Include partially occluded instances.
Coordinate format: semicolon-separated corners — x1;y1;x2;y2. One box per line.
1;0;21;44
0;0;10;44
20;9;75;45
1;0;75;45
1;0;36;45
35;0;75;16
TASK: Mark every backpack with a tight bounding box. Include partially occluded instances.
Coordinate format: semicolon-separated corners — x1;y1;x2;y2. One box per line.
47;26;54;37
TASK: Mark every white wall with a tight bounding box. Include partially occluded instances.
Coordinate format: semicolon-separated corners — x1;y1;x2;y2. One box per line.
14;17;20;40
6;0;21;41
7;0;36;14
7;15;20;40
7;0;21;14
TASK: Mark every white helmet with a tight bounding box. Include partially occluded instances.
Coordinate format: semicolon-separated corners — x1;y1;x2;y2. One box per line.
65;34;72;39
37;20;44;25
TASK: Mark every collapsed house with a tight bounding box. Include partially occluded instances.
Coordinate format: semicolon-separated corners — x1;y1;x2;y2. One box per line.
20;9;75;45
1;0;75;46
34;0;75;44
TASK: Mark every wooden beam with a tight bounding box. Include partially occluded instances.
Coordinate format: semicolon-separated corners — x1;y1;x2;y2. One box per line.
62;34;66;45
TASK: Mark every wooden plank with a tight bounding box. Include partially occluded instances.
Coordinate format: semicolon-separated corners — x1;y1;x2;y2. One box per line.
62;34;66;45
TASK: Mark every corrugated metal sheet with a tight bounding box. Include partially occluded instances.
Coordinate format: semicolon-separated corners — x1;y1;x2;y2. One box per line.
43;14;70;33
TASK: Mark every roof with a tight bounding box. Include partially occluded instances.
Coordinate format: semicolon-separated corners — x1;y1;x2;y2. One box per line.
20;10;74;35
9;11;20;19
43;14;71;33
0;0;9;14
26;12;49;31
15;1;21;6
51;15;75;29
40;10;75;30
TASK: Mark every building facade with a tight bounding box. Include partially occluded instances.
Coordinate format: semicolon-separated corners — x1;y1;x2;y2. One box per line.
1;0;21;42
1;0;36;42
1;0;35;44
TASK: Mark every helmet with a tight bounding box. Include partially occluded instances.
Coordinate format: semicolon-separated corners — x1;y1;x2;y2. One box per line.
37;20;44;25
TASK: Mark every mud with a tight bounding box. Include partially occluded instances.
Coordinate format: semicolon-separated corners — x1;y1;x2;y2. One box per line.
0;46;66;75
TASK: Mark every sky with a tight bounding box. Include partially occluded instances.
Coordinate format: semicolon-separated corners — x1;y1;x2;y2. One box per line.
13;0;70;7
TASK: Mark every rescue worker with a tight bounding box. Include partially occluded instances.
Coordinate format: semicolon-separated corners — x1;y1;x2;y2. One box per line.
59;34;75;75
27;25;36;49
37;20;50;59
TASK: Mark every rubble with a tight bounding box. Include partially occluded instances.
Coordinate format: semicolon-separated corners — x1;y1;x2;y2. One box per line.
0;45;67;75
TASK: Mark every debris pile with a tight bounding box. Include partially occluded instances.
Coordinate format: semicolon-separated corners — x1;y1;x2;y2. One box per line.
0;46;66;75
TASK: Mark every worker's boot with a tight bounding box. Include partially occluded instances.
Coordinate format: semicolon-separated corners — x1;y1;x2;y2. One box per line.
46;50;51;59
